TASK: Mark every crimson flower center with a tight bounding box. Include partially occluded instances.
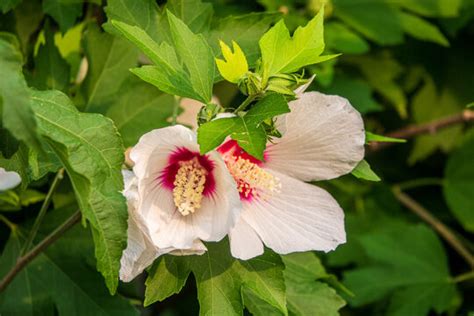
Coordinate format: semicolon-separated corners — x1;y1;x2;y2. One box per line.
160;148;215;216
218;140;280;201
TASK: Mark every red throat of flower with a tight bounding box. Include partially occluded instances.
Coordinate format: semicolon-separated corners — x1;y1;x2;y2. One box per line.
218;140;280;201
160;148;216;216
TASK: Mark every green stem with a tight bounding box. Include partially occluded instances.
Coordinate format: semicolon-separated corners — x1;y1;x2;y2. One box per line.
0;214;16;232
0;210;81;293
21;169;64;255
452;270;474;283
396;178;443;191
234;94;257;113
392;186;474;268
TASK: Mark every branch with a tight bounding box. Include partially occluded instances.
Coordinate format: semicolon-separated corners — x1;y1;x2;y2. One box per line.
369;109;474;152
392;186;474;269
21;169;64;255
0;210;81;293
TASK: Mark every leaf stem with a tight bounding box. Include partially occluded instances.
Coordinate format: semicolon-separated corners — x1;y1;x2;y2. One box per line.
392;186;474;268
369;109;474;152
396;178;443;191
21;169;64;255
452;270;474;283
0;210;81;293
234;94;257;113
0;214;17;232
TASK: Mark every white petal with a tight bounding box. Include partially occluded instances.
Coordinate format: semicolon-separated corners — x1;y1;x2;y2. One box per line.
293;74;315;97
266;92;365;181
229;217;264;260
141;151;241;248
242;170;346;255
120;211;167;282
169;240;207;256
130;125;198;180
0;168;21;191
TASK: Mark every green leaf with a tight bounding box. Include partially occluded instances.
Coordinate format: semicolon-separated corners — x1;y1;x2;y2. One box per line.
105;0;213;44
282;253;346;316
13;0;45;50
160;0;214;36
145;240;287;316
399;12;449;46
209;12;281;67
29;90;128;294
29;25;70;92
167;11;215;103
325;22;369;55
244;93;290;125
111;19;210;103
0;37;42;152
443;138;474;232
346;54;407;118
259;7;333;78
197;94;289;159
351;160;381;182
321;74;382;114
0;212;139;315
81;25;138;113
333;0;404;45
104;0;161;41
145;254;191;305
408;75;463;164
398;0;462;17
215;40;249;83
365;132;406;143
0;0;21;13
229;119;268;160
106;78;177;147
243;252;346;316
343;224;460;316
42;0;82;33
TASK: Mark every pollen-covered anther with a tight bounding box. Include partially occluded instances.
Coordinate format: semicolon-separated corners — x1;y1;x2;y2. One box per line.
226;156;280;199
173;158;207;216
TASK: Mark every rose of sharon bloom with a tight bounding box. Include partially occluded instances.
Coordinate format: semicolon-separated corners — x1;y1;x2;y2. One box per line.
120;170;207;282
128;125;241;249
218;92;365;260
0;168;21;191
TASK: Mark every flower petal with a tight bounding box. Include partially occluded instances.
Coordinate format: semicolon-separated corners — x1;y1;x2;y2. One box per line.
229;217;264;260
169;240;207;256
130;125;198;180
266;92;365;181
0;168;21;191
241;170;346;256
120;208;166;282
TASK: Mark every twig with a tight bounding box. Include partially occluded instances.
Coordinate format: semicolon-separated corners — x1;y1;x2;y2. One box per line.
0;210;81;293
396;177;443;191
392;186;474;269
369;109;474;152
21;169;64;255
452;270;474;283
234;94;258;113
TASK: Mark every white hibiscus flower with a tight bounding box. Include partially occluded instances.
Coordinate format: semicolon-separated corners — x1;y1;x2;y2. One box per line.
0;168;21;191
123;125;241;258
120;170;207;282
218;92;365;260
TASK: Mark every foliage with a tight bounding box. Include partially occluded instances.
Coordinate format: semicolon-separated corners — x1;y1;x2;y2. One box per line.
1;0;473;315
